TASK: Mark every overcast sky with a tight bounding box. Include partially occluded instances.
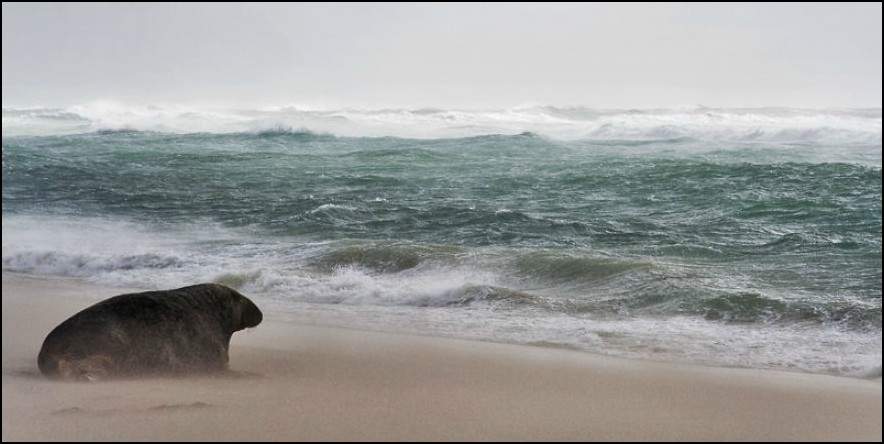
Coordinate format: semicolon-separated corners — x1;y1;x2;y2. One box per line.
2;3;882;109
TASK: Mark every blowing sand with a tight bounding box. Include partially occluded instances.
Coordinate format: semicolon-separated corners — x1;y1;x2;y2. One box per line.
2;272;881;441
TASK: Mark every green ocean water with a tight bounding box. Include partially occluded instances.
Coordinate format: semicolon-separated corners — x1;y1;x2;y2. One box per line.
2;106;881;376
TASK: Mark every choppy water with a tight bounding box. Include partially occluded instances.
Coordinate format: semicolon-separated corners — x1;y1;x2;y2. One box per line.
2;105;881;377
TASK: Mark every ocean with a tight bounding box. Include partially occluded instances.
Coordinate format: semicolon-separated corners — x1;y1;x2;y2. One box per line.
2;104;881;377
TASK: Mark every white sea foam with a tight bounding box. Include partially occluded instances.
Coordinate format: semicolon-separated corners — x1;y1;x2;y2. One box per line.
3;102;881;144
0;214;503;306
267;298;882;378
0;214;285;289
307;203;358;214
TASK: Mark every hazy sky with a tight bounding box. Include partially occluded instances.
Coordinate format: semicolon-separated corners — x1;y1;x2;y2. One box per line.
2;3;882;109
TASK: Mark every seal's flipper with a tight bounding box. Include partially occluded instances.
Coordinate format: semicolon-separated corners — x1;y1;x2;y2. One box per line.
56;355;113;382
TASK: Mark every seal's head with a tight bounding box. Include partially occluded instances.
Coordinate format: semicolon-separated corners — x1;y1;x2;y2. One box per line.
218;285;262;331
236;294;263;330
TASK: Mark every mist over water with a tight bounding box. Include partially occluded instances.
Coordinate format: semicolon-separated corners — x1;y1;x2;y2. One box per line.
2;104;881;377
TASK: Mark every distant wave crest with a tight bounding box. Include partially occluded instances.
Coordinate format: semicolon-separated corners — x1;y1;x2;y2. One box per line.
3;103;880;144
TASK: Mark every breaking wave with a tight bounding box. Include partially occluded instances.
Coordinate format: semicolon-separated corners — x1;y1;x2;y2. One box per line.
3;103;880;144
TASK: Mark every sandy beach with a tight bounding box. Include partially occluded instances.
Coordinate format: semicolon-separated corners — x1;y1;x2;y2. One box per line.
1;272;881;441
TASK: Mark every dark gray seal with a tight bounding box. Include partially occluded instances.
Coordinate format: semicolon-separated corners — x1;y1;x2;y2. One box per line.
37;283;263;381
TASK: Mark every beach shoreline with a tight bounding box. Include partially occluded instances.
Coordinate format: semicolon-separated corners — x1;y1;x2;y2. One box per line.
2;272;881;441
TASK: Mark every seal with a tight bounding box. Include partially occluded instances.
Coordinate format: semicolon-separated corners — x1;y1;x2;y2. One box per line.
37;283;263;381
